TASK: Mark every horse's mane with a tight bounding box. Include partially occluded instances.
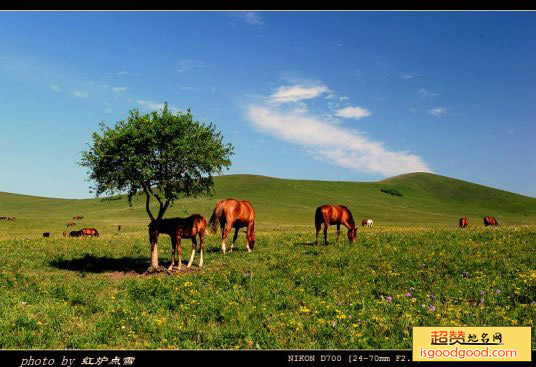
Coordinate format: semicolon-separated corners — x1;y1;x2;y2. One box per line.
339;205;355;225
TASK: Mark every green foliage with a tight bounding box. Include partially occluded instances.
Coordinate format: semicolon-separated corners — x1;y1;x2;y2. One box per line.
80;102;233;220
380;188;402;197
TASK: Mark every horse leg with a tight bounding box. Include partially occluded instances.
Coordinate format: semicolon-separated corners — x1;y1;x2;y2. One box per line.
315;221;321;245
323;222;329;245
187;237;197;268
176;236;182;271
336;223;341;242
199;231;205;268
221;223;232;254
167;237;176;271
231;227;239;252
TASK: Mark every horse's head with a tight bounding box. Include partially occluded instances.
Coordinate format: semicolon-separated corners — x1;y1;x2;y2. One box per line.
347;225;357;243
148;220;160;244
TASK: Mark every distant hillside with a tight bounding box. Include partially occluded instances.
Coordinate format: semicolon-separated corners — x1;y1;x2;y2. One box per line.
1;173;536;236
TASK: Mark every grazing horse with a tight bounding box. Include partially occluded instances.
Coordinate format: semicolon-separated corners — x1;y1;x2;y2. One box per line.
483;216;498;226
149;214;207;271
66;221;76;227
69;230;81;237
72;216;84;220
459;217;468;229
315;205;357;245
209;199;256;254
365;219;373;227
80;228;99;237
42;232;50;238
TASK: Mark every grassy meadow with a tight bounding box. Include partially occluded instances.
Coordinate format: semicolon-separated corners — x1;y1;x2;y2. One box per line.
0;173;535;348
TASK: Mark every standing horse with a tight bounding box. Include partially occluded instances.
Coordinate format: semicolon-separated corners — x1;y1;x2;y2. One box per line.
80;228;99;237
148;214;207;271
483;216;498;226
209;199;255;254
315;205;357;245
459;217;468;228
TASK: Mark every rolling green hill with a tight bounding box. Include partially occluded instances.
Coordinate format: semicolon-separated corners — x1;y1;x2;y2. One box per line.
1;172;535;238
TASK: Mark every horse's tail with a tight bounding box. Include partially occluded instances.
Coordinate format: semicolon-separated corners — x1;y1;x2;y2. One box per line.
209;200;226;234
314;206;323;230
94;229;100;237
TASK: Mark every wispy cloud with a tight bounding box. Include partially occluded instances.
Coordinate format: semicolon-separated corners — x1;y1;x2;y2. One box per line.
339;96;349;101
111;86;127;93
50;84;61;92
235;12;264;25
116;71;128;76
137;100;183;114
335;106;372;120
400;72;419;80
177;59;204;73
418;88;439;97
427;107;448;117
74;91;88;99
248;106;431;176
269;84;328;104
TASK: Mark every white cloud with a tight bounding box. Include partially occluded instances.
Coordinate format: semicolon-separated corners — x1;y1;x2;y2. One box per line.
247;106;432;176
427;107;448;117
74;91;88;99
235;12;263;25
335;106;372;120
418;88;439;97
339;96;349;101
400;72;418;80
137;100;183;114
111;86;127;93
269;84;328;104
117;71;128;76
177;59;204;73
50;84;61;92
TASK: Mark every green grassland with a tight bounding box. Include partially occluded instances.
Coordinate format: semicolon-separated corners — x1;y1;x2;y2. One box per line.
0;173;535;349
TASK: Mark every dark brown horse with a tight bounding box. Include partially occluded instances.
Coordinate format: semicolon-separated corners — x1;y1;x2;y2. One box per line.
69;230;81;237
459;217;468;229
149;214;207;270
315;205;357;245
483;216;499;226
209;199;255;254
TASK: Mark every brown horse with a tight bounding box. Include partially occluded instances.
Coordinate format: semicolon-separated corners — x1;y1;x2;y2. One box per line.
315;205;357;245
459;217;468;229
209;199;255;254
69;230;81;237
66;221;76;227
80;228;99;237
483;216;498;226
149;214;207;271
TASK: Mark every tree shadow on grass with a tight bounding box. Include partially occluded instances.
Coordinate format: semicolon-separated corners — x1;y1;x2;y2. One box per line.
50;254;149;274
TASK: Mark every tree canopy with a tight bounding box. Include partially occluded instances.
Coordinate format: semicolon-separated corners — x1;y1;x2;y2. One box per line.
80;102;234;222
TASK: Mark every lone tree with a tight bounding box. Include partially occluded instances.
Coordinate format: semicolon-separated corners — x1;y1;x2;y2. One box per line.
80;102;233;273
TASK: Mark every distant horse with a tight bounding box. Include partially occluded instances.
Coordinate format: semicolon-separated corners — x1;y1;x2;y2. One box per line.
72;216;84;220
315;205;357;245
69;230;81;237
364;219;373;227
69;228;99;237
459;217;468;229
42;232;50;238
80;228;99;237
209;199;256;254
149;214;207;271
66;221;76;227
483;216;498;226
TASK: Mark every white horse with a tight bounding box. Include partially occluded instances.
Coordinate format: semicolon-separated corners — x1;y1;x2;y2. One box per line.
366;219;373;227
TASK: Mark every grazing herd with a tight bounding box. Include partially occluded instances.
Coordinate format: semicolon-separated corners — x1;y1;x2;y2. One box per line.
19;198;502;272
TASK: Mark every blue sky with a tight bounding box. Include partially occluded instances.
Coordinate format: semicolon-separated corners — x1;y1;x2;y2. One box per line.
0;12;535;198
